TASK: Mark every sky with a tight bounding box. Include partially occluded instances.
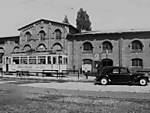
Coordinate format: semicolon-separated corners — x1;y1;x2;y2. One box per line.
1;0;150;36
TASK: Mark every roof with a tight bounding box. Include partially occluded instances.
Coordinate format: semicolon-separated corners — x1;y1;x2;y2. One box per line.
70;28;150;36
18;19;78;31
0;36;19;39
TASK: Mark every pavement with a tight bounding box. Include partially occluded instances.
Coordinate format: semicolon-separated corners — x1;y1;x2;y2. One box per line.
20;82;150;93
0;73;95;82
1;73;150;94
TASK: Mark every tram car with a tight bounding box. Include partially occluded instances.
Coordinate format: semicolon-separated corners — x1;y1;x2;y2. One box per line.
2;52;68;75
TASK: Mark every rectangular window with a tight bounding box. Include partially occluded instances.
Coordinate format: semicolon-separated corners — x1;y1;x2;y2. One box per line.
20;57;28;64
53;57;57;64
112;68;119;74
132;59;143;67
47;56;51;64
29;56;36;64
120;68;128;74
58;56;62;64
38;56;46;64
8;58;11;64
63;57;68;64
3;58;5;64
13;57;19;64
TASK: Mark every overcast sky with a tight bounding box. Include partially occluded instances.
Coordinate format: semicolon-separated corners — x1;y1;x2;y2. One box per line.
1;0;150;36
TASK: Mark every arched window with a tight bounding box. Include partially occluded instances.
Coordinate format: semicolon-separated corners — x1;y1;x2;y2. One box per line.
55;29;62;40
132;58;143;67
83;42;93;52
39;30;46;41
23;44;31;52
82;59;92;64
13;46;19;53
37;44;46;51
25;32;32;42
102;41;113;52
131;40;143;52
52;43;63;51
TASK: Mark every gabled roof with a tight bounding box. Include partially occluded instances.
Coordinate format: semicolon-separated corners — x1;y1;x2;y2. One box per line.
18;19;78;32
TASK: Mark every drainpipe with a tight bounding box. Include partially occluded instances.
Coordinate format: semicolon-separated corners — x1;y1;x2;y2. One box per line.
119;38;123;67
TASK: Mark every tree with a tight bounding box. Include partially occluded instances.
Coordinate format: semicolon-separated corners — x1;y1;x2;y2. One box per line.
76;8;92;32
63;15;70;24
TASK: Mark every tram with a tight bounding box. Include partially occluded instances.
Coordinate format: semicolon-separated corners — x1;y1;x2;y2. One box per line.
2;51;68;74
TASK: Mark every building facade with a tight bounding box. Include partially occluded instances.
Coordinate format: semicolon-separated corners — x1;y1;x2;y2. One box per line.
67;31;150;72
1;19;150;72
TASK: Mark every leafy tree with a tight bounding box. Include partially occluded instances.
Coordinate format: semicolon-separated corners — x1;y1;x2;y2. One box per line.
63;15;70;24
76;8;92;32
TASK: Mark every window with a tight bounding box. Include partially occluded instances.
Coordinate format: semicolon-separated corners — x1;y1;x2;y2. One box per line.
47;56;51;64
55;29;62;39
131;40;143;52
13;57;19;64
102;41;113;52
53;57;57;64
23;45;31;52
132;58;143;67
120;68;128;74
52;43;62;51
3;58;5;64
58;56;62;64
39;30;46;41
63;57;68;64
25;32;32;42
13;46;19;53
112;68;119;74
20;57;27;64
37;44;46;51
29;56;36;64
38;56;46;64
82;59;92;64
0;53;4;63
83;42;93;52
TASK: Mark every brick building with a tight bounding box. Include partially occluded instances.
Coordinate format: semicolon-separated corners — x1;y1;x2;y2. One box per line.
67;30;150;73
1;19;150;73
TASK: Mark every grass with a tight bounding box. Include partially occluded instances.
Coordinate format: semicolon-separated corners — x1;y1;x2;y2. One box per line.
0;78;150;113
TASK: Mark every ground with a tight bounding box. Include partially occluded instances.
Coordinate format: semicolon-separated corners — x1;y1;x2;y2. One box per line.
0;77;150;113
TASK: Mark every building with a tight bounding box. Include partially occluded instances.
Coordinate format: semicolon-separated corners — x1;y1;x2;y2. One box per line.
1;19;150;72
67;30;150;73
0;36;19;70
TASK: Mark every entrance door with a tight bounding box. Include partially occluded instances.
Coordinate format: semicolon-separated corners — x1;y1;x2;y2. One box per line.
82;59;92;73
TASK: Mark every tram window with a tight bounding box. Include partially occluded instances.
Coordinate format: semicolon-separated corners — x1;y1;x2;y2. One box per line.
38;56;46;64
53;57;56;64
47;56;51;64
13;57;19;64
63;57;68;64
8;58;11;64
29;56;36;64
58;56;62;64
20;57;27;64
3;58;5;64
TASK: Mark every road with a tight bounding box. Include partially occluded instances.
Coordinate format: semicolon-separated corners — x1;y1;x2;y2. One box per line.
20;82;150;93
0;79;150;113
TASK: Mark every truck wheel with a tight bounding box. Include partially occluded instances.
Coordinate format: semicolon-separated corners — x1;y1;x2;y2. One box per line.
100;78;108;85
139;78;147;86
